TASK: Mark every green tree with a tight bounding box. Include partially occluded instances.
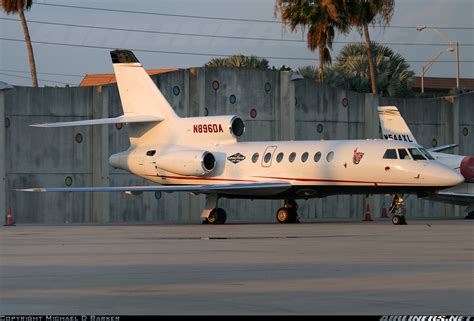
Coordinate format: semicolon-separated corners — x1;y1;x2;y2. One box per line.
275;0;349;82
343;0;395;95
310;42;414;97
2;0;38;87
204;55;270;70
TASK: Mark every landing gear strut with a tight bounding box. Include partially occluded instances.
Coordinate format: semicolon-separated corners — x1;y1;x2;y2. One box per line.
201;194;227;224
276;199;300;224
389;193;407;225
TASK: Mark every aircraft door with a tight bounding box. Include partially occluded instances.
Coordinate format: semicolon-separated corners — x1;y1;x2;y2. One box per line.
262;146;278;167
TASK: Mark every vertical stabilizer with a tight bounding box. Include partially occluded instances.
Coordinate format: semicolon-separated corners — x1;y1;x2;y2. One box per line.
378;106;418;144
110;50;179;145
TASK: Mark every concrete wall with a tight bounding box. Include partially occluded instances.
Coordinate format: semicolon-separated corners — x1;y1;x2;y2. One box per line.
2;69;473;224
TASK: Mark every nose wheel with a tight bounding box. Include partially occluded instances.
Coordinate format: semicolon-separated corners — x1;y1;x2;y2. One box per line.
276;199;300;224
389;193;407;225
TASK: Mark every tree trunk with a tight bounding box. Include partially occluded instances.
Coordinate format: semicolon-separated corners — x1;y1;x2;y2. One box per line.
363;23;377;95
318;45;324;83
17;3;38;87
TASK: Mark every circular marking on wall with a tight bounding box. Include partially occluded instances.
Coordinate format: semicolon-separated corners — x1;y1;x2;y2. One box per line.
115;123;123;130
341;97;349;108
212;80;220;91
172;86;180;96
204;108;209;116
229;94;237;104
317;123;324;133
431;138;438;147
5;117;10;128
463;127;469;136
75;133;83;144
155;191;162;200
264;82;272;93
65;176;73;187
250;108;257;119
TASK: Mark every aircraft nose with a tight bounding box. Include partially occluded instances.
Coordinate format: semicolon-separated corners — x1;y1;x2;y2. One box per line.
437;165;465;187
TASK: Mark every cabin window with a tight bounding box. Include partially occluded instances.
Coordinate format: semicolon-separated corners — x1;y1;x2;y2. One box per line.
289;152;296;163
146;150;156;156
408;148;427;160
383;149;397;159
326;151;334;162
276;152;284;163
398;148;411;160
419;148;435;160
314;151;321;162
252;152;259;163
301;152;309;162
264;152;272;163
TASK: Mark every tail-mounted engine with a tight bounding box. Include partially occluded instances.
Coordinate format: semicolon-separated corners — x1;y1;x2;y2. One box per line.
155;150;216;176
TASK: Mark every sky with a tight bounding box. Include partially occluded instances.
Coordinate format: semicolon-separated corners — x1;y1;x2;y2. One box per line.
1;0;473;87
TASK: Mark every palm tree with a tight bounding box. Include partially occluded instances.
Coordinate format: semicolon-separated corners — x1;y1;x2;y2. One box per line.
317;42;414;97
2;0;38;87
275;0;349;82
344;0;395;95
204;54;270;70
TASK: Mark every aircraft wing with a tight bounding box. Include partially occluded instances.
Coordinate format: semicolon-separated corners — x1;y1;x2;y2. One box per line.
17;182;292;197
429;144;459;153
426;191;474;206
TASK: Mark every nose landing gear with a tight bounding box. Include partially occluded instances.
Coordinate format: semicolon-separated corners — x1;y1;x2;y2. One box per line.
389;193;407;225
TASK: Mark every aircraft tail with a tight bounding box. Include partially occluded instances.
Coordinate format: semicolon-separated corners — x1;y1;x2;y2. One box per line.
377;106;418;144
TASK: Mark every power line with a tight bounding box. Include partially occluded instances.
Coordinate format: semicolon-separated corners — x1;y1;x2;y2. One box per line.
2;17;474;47
0;72;77;85
32;2;474;30
0;68;83;77
1;37;473;63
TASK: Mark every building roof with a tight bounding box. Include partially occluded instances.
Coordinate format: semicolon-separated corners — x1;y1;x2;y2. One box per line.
79;68;178;87
413;76;474;91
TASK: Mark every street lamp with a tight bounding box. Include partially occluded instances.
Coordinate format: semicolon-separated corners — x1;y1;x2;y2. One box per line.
416;25;460;89
420;47;454;93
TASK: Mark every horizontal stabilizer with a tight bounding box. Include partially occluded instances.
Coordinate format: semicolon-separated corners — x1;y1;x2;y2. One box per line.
30;114;163;128
16;182;292;197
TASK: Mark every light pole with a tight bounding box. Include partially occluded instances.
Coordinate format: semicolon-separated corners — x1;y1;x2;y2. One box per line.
416;25;460;89
420;47;454;93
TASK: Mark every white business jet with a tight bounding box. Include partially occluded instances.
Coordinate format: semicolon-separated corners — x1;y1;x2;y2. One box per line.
378;106;474;219
18;50;464;225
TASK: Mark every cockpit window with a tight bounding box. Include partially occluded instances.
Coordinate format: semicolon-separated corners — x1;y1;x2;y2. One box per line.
398;148;411;160
383;149;397;159
419;148;435;160
408;148;427;160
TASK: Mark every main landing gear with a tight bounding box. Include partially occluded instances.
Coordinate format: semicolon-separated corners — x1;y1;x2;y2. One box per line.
389;193;407;225
276;199;300;224
201;194;227;224
201;194;300;225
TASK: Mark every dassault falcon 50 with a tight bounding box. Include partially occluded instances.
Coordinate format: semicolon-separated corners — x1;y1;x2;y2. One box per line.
18;50;464;224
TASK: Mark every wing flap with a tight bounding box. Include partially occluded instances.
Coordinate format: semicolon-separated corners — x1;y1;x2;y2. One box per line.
30;114;163;128
17;182;292;197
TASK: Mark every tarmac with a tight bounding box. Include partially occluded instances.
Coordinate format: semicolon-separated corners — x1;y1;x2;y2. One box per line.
0;220;473;315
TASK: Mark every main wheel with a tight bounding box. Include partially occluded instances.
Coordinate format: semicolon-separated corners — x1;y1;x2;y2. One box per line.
392;215;401;225
276;208;290;223
465;211;474;220
206;208;227;224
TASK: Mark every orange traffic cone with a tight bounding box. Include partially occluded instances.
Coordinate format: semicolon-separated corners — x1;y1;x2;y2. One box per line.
364;203;373;221
4;208;15;226
381;203;388;218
